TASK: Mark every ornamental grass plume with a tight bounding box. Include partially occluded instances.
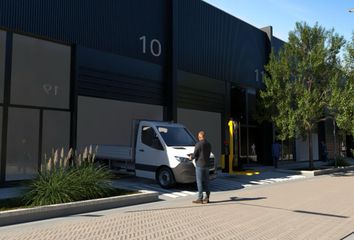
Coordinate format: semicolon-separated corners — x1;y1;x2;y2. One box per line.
63;148;73;168
46;157;53;172
83;147;88;162
24;146;113;206
53;149;59;168
59;148;65;168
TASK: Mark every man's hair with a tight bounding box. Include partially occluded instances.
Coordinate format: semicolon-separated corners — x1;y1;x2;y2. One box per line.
198;131;205;138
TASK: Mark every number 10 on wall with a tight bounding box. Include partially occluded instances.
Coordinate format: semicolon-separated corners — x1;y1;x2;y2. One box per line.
139;35;162;57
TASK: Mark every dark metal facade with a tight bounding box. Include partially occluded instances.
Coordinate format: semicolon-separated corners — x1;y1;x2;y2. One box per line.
176;0;269;88
76;46;165;105
0;0;169;65
0;0;286;182
0;0;280;110
272;37;285;53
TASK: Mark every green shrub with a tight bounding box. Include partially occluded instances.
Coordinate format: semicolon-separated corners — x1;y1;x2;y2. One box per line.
24;164;114;206
24;146;114;206
328;156;352;167
0;197;27;211
72;164;114;201
24;168;79;206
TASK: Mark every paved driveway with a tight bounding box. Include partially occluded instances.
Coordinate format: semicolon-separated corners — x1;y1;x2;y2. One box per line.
112;170;306;200
1;171;354;239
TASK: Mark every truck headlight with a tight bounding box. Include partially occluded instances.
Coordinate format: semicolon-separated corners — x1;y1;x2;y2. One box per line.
175;156;190;163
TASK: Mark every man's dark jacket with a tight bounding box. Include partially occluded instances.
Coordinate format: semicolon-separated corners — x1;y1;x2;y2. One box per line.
192;139;212;168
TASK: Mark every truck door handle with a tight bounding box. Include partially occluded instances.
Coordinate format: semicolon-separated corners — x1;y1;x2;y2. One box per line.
139;149;144;152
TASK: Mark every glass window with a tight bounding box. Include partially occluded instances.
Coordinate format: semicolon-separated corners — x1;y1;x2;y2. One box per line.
42;110;71;162
6;108;39;181
0;30;6;103
141;126;163;150
280;139;295;161
158;126;196;147
11;34;70;109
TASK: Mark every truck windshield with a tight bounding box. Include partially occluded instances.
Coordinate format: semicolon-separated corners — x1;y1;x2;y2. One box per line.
157;126;196;146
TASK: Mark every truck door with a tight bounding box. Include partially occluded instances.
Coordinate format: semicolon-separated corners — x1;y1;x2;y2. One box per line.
135;125;167;179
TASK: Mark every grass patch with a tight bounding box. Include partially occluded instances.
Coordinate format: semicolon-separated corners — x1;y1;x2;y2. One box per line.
0;197;28;211
326;157;352;167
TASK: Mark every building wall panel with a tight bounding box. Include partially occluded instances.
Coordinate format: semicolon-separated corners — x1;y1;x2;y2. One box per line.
176;0;269;88
0;30;5;103
76;47;165;105
77;96;163;147
6;108;39;181
0;0;168;65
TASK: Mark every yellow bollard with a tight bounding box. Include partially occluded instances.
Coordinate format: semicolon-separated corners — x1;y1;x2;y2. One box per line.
228;120;234;175
221;154;225;169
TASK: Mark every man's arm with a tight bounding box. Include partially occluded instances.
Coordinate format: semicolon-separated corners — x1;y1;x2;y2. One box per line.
189;142;201;160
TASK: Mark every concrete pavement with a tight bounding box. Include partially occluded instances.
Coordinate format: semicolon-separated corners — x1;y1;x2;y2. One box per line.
0;168;307;201
1;171;354;239
111;169;306;201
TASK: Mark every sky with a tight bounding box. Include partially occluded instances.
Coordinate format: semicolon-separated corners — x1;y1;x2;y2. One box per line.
203;0;354;42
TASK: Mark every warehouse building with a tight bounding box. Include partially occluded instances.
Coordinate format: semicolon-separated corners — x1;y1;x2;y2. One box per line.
0;0;303;183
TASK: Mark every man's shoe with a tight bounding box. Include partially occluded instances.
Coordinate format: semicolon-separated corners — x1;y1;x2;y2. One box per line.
192;199;203;204
202;198;209;204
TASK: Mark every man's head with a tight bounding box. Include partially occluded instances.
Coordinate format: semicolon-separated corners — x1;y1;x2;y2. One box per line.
198;131;205;141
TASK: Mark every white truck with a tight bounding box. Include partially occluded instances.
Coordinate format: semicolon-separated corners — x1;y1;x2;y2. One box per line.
96;120;217;188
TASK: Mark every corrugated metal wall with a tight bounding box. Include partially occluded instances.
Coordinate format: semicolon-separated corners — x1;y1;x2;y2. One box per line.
0;0;168;65
76;47;165;105
177;70;225;113
0;0;284;112
272;37;285;53
176;0;269;88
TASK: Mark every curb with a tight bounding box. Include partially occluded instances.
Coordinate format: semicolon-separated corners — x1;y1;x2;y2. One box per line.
276;165;354;177
0;190;159;227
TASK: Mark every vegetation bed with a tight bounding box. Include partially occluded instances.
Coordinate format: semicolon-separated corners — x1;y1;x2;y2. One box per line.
0;188;136;212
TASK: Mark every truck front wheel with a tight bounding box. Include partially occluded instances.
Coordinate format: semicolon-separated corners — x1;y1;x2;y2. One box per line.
157;167;176;189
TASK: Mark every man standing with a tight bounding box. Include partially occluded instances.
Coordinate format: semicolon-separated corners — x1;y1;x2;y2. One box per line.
272;141;281;168
189;131;212;204
320;141;328;162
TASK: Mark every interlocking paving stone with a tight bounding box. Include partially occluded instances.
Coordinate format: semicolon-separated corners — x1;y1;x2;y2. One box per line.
111;173;307;200
1;172;354;239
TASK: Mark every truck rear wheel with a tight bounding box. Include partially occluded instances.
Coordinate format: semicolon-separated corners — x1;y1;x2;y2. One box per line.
157;167;176;189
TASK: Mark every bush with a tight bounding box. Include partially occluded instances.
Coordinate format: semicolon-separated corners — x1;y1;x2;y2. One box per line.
335;157;351;167
73;164;114;200
23;147;115;206
328;156;352;167
24;168;80;206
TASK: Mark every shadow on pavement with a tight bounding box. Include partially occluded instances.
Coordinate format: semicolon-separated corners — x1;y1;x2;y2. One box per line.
331;171;354;177
237;202;349;219
209;197;267;204
293;210;349;219
126;196;267;213
125;197;349;219
76;214;105;218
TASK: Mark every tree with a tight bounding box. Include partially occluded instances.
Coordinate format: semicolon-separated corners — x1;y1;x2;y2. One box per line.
328;33;354;137
260;22;345;169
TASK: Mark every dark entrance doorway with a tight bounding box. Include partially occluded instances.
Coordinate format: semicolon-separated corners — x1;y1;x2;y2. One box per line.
230;86;272;165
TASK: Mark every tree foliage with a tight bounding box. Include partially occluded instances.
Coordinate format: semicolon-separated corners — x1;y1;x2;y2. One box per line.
259;22;348;168
328;33;354;136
